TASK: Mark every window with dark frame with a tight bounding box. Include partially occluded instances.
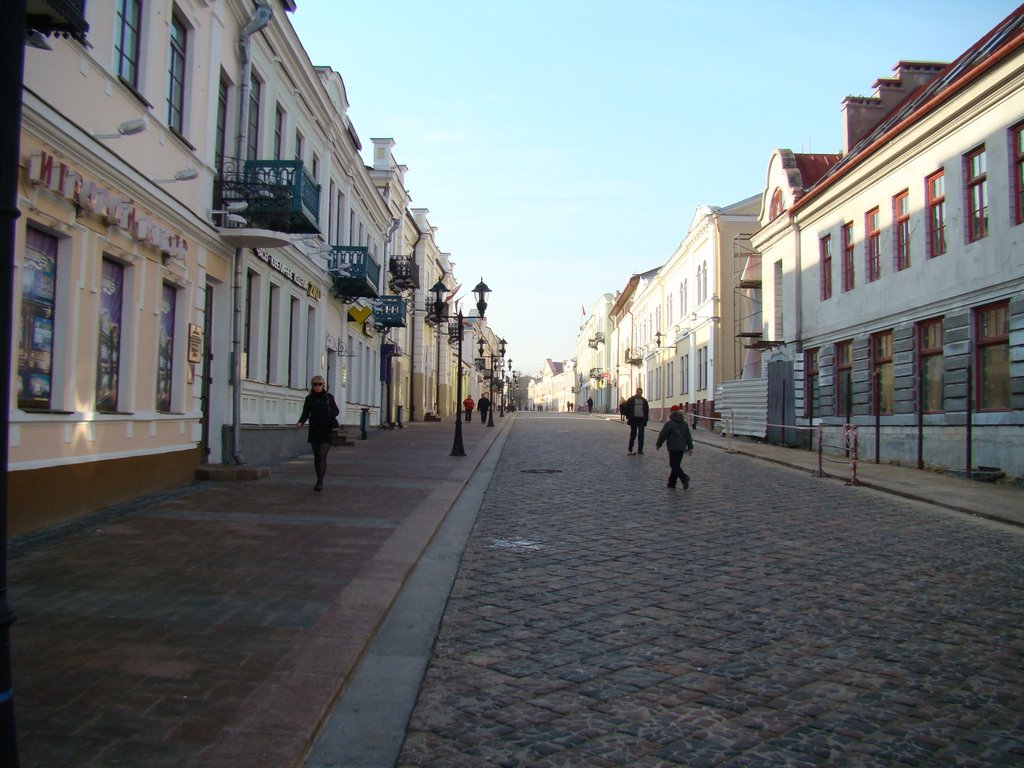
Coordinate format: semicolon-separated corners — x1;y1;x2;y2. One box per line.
96;257;125;413
681;354;689;395
865;207;880;282
872;330;894;416
156;283;176;412
835;340;853;418
805;348;819;418
244;270;256;378
975;302;1010;411
167;11;187;133
894;190;910;271
819;234;832;300
918;318;944;414
215;76;229;171
19;227;59;410
116;0;143;89
966;146;988;242
1013;123;1024;225
246;73;261;161
273;105;285;160
697;346;707;391
841;222;855;292
295;130;304;163
926;170;946;257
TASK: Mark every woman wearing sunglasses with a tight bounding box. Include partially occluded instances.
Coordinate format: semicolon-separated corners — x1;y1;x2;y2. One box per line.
296;376;340;491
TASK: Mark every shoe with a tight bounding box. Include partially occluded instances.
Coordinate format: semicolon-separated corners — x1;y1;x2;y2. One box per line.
666;483;676;488
637;450;643;455
628;449;635;455
682;476;690;490
314;483;323;492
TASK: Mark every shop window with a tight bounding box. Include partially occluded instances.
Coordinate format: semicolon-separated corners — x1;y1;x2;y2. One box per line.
96;258;126;412
835;340;853;418
926;170;946;257
19;227;59;410
1013;123;1024;225
918;318;944;413
975;302;1009;411
805;348;819;418
872;330;893;415
156;283;177;412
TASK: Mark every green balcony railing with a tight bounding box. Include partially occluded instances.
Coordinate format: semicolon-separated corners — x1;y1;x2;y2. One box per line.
213;158;320;235
327;245;380;299
371;296;407;327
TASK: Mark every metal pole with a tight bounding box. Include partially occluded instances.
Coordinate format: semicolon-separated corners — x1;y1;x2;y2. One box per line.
487;361;495;427
874;370;880;464
0;3;25;762
450;312;465;456
966;362;973;479
916;366;924;470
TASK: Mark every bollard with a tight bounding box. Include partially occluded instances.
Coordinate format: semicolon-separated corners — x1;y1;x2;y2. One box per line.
360;407;369;441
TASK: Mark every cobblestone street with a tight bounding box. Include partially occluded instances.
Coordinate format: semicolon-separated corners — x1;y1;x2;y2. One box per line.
398;413;1024;767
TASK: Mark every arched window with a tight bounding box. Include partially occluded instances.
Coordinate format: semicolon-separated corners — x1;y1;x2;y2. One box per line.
769;188;785;221
682;280;688;317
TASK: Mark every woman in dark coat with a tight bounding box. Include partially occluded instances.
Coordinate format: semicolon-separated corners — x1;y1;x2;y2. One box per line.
296;375;340;491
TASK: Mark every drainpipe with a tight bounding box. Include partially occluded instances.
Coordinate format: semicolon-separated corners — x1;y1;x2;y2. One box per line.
229;1;272;464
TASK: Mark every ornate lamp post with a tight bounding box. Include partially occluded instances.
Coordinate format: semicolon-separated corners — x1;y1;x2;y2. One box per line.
434;277;490;456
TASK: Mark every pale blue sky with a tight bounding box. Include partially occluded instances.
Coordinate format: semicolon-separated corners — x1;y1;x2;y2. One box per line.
291;0;1019;375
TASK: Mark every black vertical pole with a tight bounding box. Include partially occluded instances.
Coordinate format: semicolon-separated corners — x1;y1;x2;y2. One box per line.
0;2;26;764
916;366;924;470
874;370;881;465
966;362;973;479
450;312;465;456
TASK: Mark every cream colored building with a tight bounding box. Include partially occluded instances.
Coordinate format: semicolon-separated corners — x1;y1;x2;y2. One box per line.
743;12;1024;476
574;294;615;413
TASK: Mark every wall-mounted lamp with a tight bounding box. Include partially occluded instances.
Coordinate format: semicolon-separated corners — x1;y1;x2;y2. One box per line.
152;168;199;184
26;29;53;50
91;117;149;140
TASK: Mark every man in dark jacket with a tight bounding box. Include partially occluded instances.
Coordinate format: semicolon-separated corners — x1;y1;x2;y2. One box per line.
623;387;649;454
656;404;695;488
477;394;491;423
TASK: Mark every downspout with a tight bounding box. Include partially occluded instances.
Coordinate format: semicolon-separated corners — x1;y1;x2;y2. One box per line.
229;1;272;464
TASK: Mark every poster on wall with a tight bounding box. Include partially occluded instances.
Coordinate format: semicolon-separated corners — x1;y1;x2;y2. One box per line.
96;258;124;411
18;228;58;409
156;284;176;412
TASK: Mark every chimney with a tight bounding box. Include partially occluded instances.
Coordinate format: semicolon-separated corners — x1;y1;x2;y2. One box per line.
841;61;946;154
371;137;396;171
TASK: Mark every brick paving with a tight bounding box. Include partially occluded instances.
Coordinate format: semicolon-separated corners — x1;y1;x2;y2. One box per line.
398;414;1024;767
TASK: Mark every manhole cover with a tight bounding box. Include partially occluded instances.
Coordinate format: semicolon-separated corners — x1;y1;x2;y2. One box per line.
520;469;562;474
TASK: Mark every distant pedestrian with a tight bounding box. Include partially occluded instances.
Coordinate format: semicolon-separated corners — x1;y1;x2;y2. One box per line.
463;395;475;421
586;397;593;414
619;399;627;422
296;375;340;492
656;404;694;489
624;387;649;455
478;395;491;423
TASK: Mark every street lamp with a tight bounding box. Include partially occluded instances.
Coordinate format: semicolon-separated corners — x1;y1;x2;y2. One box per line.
429;280;448;418
477;336;503;428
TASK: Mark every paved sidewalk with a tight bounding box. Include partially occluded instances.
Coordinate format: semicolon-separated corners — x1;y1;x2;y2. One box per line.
10;416;509;767
595;413;1024;529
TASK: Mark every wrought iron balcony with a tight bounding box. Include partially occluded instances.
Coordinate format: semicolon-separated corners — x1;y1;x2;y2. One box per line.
371;296;407;327
388;255;419;291
624;348;643;367
589;368;604;380
27;0;90;42
214;158;321;234
328;245;380;300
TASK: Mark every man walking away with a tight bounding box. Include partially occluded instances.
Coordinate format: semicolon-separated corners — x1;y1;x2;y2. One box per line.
623;387;649;455
656;404;694;489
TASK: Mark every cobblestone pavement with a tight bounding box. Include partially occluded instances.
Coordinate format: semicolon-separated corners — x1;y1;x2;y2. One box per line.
398;413;1024;767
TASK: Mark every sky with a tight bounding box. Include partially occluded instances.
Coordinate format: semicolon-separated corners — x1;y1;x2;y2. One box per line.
290;0;1020;376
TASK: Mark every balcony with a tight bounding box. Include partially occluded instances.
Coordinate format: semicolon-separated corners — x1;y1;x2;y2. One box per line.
328;245;380;300
388;255;419;291
589;368;604;380
371;296;407;327
214;158;321;235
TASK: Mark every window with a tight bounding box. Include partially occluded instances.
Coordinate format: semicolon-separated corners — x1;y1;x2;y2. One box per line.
819;234;832;300
116;0;143;89
805;348;819;418
893;191;910;271
166;11;187;133
156;284;177;412
926;170;946;257
966;146;988;242
244;270;256;378
273;105;285;160
246;73;261;161
667;360;674;397
1013;123;1024;225
835;340;853;418
865;208;880;283
295;130;304;163
666;293;673;327
841;222;855;292
872;330;893;416
697;346;708;391
918;318;944;413
700;261;708;304
681;280;687;317
18;227;59;410
96;258;125;412
266;283;280;383
215;76;229;171
312;153;320;181
975;302;1009;410
681;354;689;395
769;188;785;220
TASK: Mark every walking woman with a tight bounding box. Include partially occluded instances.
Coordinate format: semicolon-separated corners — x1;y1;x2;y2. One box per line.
296;376;340;491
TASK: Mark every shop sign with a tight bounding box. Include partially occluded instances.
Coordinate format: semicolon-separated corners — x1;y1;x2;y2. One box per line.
253;248;319;302
28;150;189;260
188;323;204;363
